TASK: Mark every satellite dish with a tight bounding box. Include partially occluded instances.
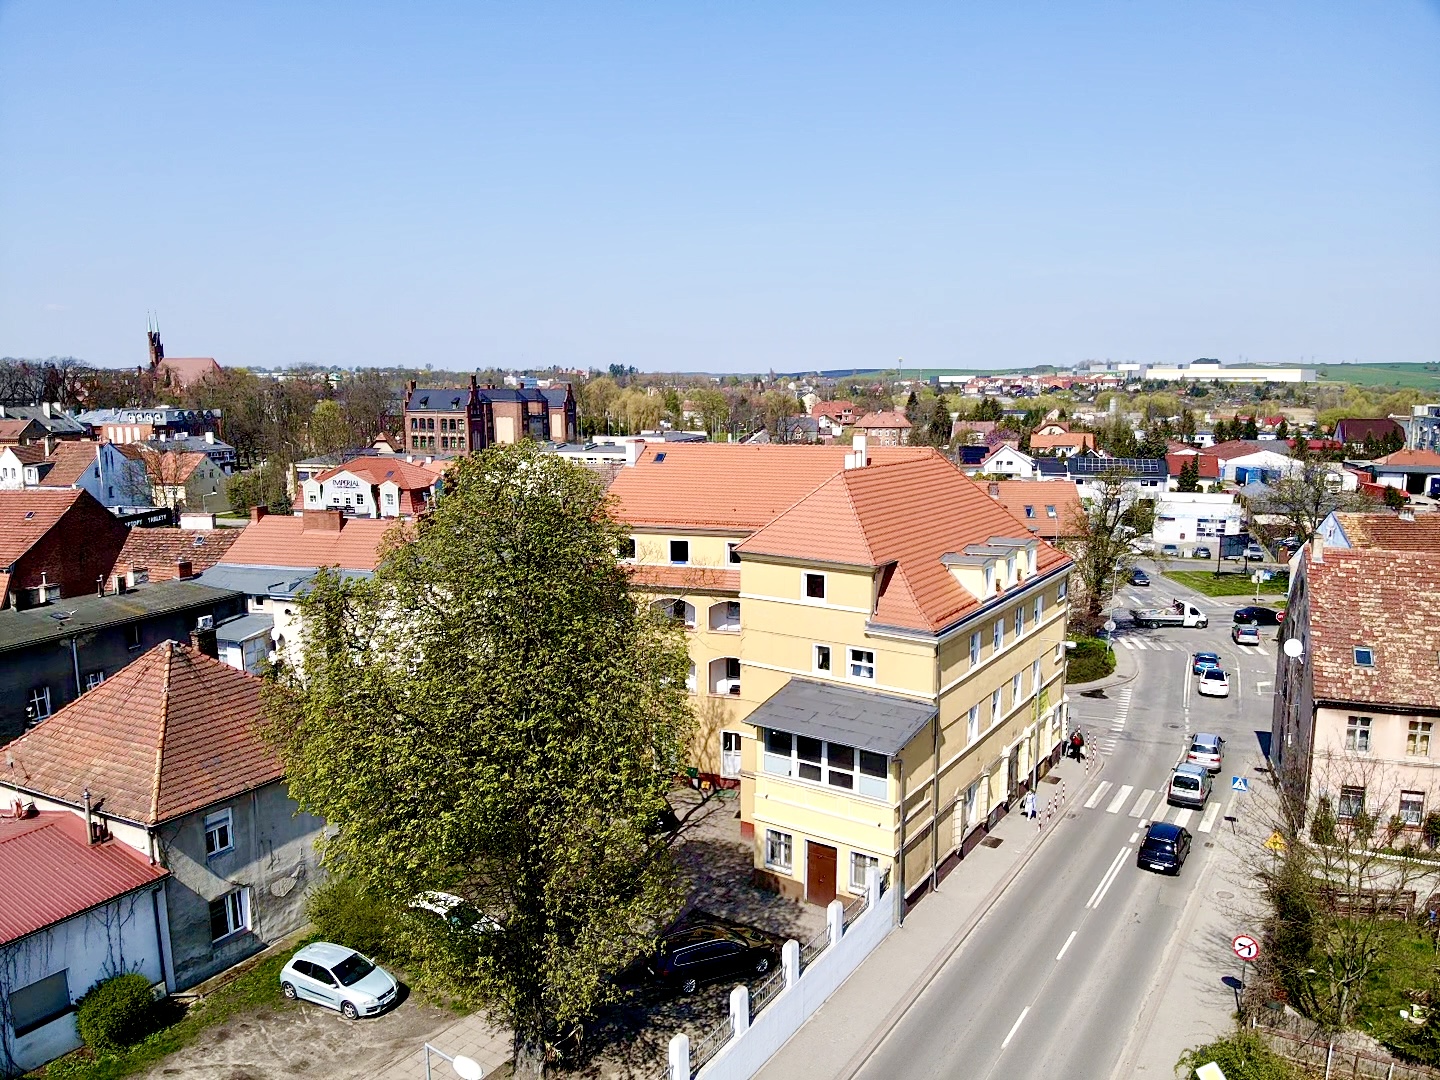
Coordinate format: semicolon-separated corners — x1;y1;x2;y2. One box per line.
1283;639;1304;659
452;1057;483;1080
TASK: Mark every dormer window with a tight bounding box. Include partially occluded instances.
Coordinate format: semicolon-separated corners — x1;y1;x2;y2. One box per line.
1353;647;1374;668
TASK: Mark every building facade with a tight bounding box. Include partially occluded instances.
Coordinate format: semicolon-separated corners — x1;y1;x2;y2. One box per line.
403;377;577;453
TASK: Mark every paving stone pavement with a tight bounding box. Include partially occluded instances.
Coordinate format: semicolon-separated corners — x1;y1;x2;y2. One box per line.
373;1010;513;1080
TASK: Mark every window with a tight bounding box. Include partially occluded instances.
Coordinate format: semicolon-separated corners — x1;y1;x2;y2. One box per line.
984;565;994;593
993;620;1003;652
204;809;233;857
850;852;880;891
1058;578;1068;601
1012;673;1022;708
27;686;50;722
1409;721;1433;757
764;729;793;776
970;631;981;666
796;736;823;781
85;671;105;691
125;624;142;650
209;888;248;941
1045;505;1057;519
727;542;741;565
1035;595;1044;624
1023;505;1034;519
685;662;696;694
1015;607;1025;637
1337;786;1366;821
848;648;875;680
765;829;793;871
1345;716;1372;752
991;688;1002;722
1055;642;1065;664
721;731;742;778
1401;791;1426;828
9;970;71;1037
967;704;980;743
804;572;827;600
1353;647;1374;667
813;644;832;674
669;539;689;565
618;536;636;560
1032;659;1042;695
762;731;886;798
858;751;887;798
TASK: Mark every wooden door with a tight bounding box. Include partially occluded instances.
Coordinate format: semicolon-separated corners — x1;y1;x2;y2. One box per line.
806;842;837;906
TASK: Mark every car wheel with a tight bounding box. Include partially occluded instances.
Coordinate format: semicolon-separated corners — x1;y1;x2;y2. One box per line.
753;956;771;975
281;982;297;1001
1199;620;1208;628
681;977;699;995
341;1001;359;1020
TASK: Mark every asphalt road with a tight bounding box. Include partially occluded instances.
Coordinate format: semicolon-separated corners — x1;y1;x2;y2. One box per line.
853;566;1276;1080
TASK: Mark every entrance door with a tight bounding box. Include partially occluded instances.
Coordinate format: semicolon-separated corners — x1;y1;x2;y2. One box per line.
806;842;838;906
721;731;742;779
1007;746;1021;799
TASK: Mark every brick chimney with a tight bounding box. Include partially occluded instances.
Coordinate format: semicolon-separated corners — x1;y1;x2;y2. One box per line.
175;559;194;580
302;508;345;533
250;505;267;523
189;624;218;658
988;482;1000;498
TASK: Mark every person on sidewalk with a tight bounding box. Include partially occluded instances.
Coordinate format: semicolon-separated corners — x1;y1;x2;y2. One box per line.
1022;790;1038;820
1069;730;1085;760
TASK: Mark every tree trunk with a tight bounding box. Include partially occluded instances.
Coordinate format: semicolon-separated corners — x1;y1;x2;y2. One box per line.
512;1031;547;1080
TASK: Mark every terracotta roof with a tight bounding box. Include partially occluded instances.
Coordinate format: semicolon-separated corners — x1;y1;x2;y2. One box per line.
117;528;241;581
1333;418;1404;444
1304;548;1440;711
1166;452;1220;479
627;565;741;594
607;443;933;530
155;356;222;388
2;641;282;825
0;812;168;944
0;489;86;566
0;419;41;443
984;480;1085;539
138;448;210;484
854;411;912;431
314;456;440;490
39;441;102;487
1328;512;1440;552
737;454;1071;634
1372;449;1440;469
1;444;46;465
1028;431;1096;452
810;401;859;420
221;512;397;571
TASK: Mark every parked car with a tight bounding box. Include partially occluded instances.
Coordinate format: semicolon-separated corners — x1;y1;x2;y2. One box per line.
1191;651;1221;675
1186;732;1226;772
1136;822;1192;875
1232;624;1261;646
1196;668;1230;697
1244;543;1267;561
280;943;399;1019
1276;537;1304;555
1192;546;1211;560
1160;544;1181;557
649;918;780;995
409;891;502;934
1130;568;1150;586
1233;605;1282;626
1168;763;1212;809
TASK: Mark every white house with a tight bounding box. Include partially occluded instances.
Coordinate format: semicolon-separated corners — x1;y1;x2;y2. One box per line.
0;446;45;491
300;456;441;519
966;444;1037;479
1152;492;1244;556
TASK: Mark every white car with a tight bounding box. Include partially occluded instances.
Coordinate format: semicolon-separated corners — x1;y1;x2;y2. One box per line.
1197;668;1230;697
409;890;502;934
280;942;398;1019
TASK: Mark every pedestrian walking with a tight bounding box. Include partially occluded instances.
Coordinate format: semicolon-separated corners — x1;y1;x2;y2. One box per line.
1022;790;1038;820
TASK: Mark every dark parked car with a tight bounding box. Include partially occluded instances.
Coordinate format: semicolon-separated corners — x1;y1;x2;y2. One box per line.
1136;822;1192;875
1233;606;1282;626
1130;568;1150;586
649;919;779;994
1192;546;1211;560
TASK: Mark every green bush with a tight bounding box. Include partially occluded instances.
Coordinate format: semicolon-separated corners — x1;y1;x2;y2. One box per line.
1066;637;1116;683
75;972;156;1052
1176;1030;1303;1079
305;874;397;959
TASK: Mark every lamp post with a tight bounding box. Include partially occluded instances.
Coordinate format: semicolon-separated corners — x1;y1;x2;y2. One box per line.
423;1044;483;1080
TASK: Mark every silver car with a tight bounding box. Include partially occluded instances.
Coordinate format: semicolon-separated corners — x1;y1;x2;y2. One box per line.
280;942;398;1019
1168;763;1212;810
1186;733;1225;772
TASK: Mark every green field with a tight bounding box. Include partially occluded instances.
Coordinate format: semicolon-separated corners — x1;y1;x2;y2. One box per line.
1314;363;1440;391
1163;569;1289;598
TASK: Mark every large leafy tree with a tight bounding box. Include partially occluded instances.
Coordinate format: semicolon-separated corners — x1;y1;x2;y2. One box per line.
1256;452;1373;543
265;444;694;1078
1065;467;1141;630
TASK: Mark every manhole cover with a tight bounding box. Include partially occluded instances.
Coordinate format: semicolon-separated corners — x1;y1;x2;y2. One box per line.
1206;843;1215;849
980;836;1004;848
1081;689;1107;699
1217;889;1233;898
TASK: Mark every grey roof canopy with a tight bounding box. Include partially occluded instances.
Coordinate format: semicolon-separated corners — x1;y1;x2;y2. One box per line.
748;677;937;757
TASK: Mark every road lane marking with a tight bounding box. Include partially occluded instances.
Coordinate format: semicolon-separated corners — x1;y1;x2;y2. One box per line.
1256;646;1270;657
1107;785;1134;814
1001;1007;1030;1049
1198;804;1221;833
1084;781;1112;809
1174;808;1193;828
1128;831;1139;843
1130;789;1156;817
1086;847;1130;909
1056;930;1078;962
1091;848;1129;909
1118;639;1135;650
1159;642;1174;651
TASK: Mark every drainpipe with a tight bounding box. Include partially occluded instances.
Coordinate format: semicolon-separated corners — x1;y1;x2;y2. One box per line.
896;756;907;926
930;713;941;893
70;636;81;698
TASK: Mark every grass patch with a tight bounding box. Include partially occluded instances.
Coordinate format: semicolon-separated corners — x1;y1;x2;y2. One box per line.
1315;363;1440;391
1351;922;1440;1053
1163;569;1290;598
1066;636;1116;683
29;943;307;1080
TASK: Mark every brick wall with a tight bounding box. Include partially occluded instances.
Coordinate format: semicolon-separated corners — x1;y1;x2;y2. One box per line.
10;493;129;608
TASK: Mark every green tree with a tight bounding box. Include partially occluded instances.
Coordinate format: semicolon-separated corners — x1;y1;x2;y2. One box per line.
903;390;920;424
972;395;1004;422
1068;467;1141;629
1242;415;1260;440
1177;457;1200;492
1275;417;1290;441
1176;1030;1302;1080
1383;485;1408;510
264;444;693;1078
309;399;354;456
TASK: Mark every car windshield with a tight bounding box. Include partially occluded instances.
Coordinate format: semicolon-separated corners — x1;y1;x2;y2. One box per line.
331;953;376;986
1144;839;1175;852
1191;741;1214;754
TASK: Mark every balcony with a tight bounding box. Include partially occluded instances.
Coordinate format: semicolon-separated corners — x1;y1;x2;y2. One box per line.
708;600;742;633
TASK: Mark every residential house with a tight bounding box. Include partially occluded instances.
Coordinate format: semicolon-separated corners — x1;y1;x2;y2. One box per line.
77;407;224;447
983;481;1085;541
139;449;230;513
1026;423;1096;457
1164;450;1221;488
853;411;912;447
1152;492;1244;556
0;812;169;1075
33;441;151;509
966;444;1037;480
1059;456;1169;502
0;418;46;447
0;490;130;612
1270;542;1440;839
403;376;577;453
1206;440;1295;485
1364;449;1440;498
139;432;236;473
810;401;864;439
0;406;86;442
1333;417;1404;452
949;419;1000;447
1317;511;1440;552
298;455;441;519
0;446;46;491
1406;404;1440;454
0;640;327;990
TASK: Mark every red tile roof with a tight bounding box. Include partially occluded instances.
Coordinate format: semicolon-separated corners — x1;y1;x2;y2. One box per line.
0;812;168;944
854;411;912;431
606;443;933;530
627;565;741;594
984;480;1085;539
139;448;209;484
1;443;46;465
0;489;86;566
1206;439;1284;461
155;356;222;388
3;641;283;825
1327;512;1440;552
1305;547;1440;710
1372;449;1440;469
117;528;241;581
1333;417;1404;444
1166;452;1220;479
221;512;398;571
0;419;42;443
737;454;1071;634
314;456;440;490
810;401;860;421
1028;431;1096;452
39;441;103;487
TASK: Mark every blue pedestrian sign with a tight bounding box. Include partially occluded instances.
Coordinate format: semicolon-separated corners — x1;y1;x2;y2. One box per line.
1232;776;1250;793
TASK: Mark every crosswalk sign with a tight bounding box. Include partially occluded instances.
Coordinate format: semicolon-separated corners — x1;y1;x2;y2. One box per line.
1232;776;1249;792
1265;831;1287;853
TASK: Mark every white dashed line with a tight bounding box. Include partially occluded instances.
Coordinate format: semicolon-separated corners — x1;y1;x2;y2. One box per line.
1002;1007;1030;1049
1084;781;1113;809
1056;930;1078;962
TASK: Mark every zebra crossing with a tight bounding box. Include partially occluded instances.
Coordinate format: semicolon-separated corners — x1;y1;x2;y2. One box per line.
1082;779;1223;833
1088;686;1132;757
1116;635;1270;657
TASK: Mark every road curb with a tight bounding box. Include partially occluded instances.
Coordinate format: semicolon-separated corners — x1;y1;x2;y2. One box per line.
831;755;1111;1080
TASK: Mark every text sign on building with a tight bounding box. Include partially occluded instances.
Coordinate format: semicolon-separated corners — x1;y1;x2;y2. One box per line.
330;477;362;490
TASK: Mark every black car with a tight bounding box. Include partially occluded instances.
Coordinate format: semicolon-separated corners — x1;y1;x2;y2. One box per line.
1232;605;1282;626
1130;568;1150;586
649;919;779;994
1136;822;1192;875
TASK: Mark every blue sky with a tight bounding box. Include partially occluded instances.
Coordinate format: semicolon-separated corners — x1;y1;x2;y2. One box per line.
2;2;1437;373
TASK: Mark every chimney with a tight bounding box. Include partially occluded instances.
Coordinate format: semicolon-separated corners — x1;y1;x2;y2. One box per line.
190;625;219;659
845;434;870;470
97;575;106;598
250;505;268;523
43;435;57;457
83;788;96;844
302;508;345;533
204;431;215;444
988;482;1000;499
407;380;417;394
175;559;194;580
469;374;478;391
1311;535;1324;564
1400;509;1416;523
624;439;642;468
41;402;52;418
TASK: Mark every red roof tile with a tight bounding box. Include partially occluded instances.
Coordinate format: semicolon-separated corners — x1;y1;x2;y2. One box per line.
0;489;86;566
627;565;741;594
1166;452;1220;479
138;448;209;484
221;512;398;571
1333;418;1404;444
984;480;1085;539
0;812;168;944
314;456;440;490
1327;512;1440;552
155;356;222;388
117;528;241;581
39;441;102;487
0;419;42;443
1206;439;1283;461
1;443;46;465
1372;449;1440;469
854;411;912;430
3;641;282;825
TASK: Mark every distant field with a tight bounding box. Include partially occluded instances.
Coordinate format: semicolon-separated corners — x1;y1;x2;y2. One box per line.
1314;363;1440;391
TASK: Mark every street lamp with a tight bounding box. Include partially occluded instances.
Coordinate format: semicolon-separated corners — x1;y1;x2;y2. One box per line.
423;1044;483;1080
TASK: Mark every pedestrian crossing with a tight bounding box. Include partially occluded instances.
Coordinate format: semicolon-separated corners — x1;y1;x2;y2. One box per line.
1085;781;1222;832
1116;636;1270;658
1090;686;1133;757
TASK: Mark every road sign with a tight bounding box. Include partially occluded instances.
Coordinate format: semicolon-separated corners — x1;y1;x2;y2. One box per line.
1265;831;1287;853
1232;934;1260;962
1231;776;1249;793
1104;619;1117;633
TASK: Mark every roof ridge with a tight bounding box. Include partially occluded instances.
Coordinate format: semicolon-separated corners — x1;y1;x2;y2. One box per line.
151;643;175;823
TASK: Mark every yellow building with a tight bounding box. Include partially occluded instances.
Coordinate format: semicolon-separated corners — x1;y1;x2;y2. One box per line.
608;439;1074;906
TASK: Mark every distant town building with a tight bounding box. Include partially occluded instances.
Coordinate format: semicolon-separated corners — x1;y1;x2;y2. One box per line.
299;455;442;518
0;404;86;441
1406;404;1440;454
146;328;222;390
402;376;577;453
852;410;911;446
78;406;224;445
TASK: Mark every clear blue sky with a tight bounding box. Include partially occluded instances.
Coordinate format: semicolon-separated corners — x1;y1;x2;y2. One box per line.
2;2;1437;373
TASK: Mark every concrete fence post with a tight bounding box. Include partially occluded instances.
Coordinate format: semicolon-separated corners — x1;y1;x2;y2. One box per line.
782;939;800;988
827;899;844;944
866;864;882;908
730;983;750;1036
668;1032;690;1080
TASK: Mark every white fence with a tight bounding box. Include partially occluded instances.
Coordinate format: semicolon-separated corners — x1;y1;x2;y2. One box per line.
665;866;895;1080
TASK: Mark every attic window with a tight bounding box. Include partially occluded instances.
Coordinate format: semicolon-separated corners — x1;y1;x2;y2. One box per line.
24;511;34;520
1024;506;1034;519
655;452;667;463
1353;647;1374;668
1046;505;1057;518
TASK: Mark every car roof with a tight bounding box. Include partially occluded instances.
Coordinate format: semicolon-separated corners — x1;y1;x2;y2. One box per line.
1194;651;1219;660
1193;732;1222;745
1174;762;1208;778
1202;668;1227;677
1145;822;1183;840
660;921;760;950
295;942;358;966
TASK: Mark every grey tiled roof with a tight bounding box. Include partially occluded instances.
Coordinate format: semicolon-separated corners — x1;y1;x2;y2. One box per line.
746;676;936;756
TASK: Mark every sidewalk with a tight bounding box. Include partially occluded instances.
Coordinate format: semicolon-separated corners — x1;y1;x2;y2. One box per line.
753;752;1102;1080
373;1011;512;1080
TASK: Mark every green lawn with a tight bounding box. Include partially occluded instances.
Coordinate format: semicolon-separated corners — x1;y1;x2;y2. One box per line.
1162;569;1290;598
1315;363;1440;391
